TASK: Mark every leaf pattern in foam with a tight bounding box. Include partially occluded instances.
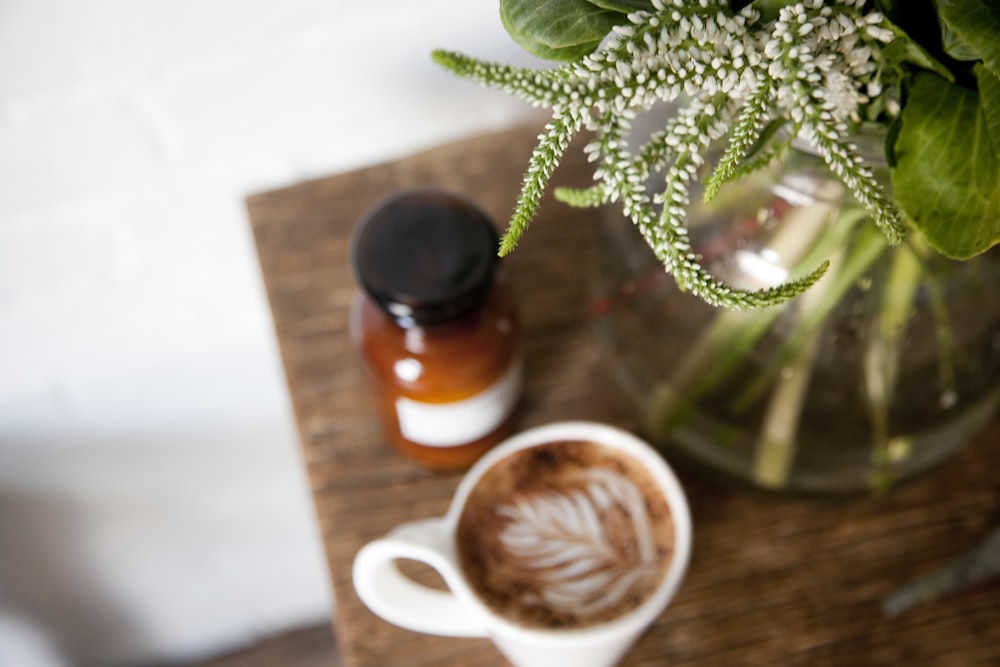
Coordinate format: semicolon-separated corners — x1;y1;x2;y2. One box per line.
496;468;662;615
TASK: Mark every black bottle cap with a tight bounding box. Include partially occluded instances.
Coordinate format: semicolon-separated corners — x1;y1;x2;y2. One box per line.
351;190;500;326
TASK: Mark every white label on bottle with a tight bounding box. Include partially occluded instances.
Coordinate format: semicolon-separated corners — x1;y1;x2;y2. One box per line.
395;360;523;447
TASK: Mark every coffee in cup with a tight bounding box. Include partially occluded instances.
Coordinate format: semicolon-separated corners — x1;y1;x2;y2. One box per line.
457;438;674;629
353;422;691;667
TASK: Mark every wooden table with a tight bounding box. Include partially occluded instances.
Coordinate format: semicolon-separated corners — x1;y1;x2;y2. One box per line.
247;124;1000;666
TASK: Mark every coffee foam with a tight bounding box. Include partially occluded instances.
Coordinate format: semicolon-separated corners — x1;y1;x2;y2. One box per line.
457;440;674;629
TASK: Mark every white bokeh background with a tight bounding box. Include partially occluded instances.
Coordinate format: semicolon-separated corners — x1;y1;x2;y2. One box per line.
0;2;542;665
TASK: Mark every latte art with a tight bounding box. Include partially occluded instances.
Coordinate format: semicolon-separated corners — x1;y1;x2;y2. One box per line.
496;468;664;617
457;440;674;629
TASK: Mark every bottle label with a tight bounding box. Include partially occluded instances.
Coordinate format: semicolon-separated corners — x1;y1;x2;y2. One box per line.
395;360;523;447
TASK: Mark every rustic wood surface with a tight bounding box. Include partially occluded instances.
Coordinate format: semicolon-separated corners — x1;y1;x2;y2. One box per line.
247;123;1000;667
184;625;340;667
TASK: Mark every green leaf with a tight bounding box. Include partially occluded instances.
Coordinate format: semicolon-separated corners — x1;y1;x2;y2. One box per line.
935;0;1000;73
879;25;954;82
892;72;1000;259
586;0;654;11
978;64;1000;157
499;0;628;61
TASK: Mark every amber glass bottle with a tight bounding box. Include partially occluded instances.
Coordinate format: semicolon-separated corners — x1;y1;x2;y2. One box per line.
350;191;522;471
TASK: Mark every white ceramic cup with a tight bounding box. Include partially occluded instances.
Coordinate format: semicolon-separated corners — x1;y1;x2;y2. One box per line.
352;421;692;667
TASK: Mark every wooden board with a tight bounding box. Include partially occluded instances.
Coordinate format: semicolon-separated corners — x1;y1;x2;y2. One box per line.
247;123;1000;666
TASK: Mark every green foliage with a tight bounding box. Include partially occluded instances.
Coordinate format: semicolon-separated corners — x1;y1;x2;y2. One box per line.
435;0;999;309
893;71;1000;258
880;0;1000;257
499;113;582;254
704;80;777;202
979;65;1000;157
935;0;1000;68
499;0;652;61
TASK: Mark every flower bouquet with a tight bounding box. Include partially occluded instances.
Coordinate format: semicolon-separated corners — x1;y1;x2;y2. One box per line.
433;0;1000;491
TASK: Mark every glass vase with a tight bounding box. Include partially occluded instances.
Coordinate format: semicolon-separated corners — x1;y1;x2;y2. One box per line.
592;132;1000;493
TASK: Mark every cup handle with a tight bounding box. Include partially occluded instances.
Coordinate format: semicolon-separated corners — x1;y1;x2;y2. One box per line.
352;518;488;638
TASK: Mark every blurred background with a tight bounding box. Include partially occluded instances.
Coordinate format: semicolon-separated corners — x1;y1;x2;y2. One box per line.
0;1;542;665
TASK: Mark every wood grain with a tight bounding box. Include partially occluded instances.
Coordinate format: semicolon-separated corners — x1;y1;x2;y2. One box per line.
185;625;340;667
248;123;1000;666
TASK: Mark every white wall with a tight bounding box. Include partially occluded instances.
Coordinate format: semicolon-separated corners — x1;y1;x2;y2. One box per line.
0;2;542;665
